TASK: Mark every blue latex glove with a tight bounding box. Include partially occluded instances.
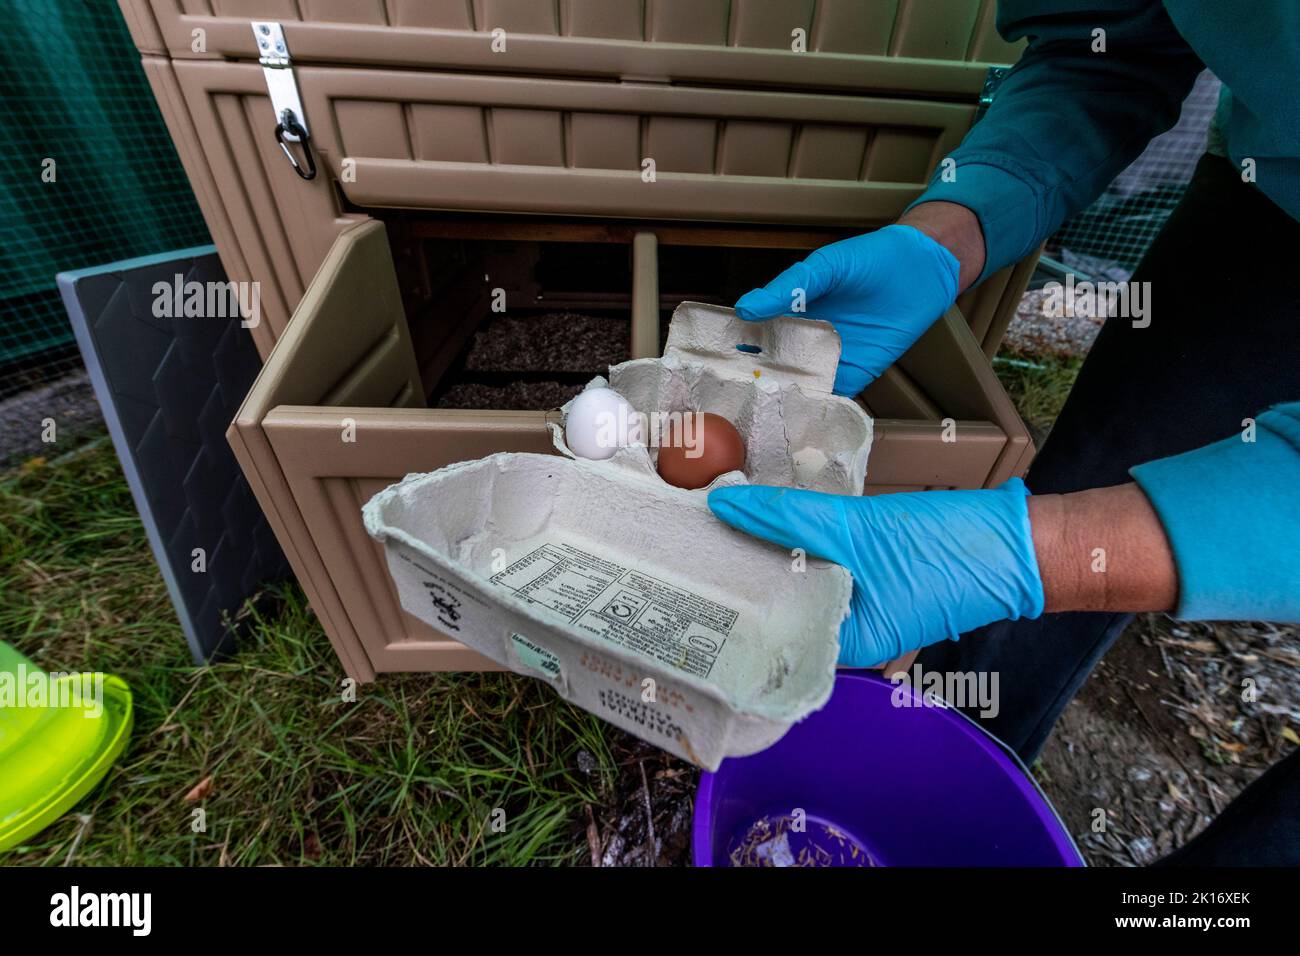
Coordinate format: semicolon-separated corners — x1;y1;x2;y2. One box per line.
708;480;1045;667
734;224;960;397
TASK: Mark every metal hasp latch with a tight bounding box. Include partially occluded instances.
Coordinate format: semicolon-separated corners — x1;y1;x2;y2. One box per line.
974;66;1010;124
251;21;316;180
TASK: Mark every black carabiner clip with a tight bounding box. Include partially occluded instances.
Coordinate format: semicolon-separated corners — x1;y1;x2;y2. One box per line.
274;110;317;181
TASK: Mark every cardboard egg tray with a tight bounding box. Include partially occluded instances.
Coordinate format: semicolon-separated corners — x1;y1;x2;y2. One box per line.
364;304;874;767
552;302;873;495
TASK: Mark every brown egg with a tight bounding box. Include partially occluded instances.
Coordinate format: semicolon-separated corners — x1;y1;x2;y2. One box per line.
657;412;746;490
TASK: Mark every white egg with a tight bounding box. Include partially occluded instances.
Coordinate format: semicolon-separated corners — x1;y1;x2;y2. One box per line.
565;387;644;460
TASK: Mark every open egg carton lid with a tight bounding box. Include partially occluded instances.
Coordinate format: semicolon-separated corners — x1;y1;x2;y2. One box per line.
551;302;874;496
660;301;843;393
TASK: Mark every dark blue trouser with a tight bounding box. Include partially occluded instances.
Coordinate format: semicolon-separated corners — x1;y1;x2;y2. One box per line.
917;153;1300;865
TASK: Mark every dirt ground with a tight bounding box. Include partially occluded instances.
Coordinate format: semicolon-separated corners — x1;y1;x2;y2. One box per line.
1002;287;1105;357
1035;617;1300;866
0;369;102;467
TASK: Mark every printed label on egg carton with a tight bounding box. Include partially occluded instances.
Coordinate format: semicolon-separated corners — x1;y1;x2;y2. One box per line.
552;302;873;495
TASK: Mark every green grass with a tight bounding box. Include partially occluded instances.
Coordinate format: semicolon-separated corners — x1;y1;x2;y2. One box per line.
0;438;619;865
0;351;1081;866
993;353;1082;437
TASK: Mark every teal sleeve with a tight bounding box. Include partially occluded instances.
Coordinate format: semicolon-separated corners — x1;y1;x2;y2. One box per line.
1130;404;1300;622
907;0;1204;283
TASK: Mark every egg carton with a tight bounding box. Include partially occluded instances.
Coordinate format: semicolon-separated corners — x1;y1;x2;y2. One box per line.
363;304;873;768
552;302;874;495
363;453;850;769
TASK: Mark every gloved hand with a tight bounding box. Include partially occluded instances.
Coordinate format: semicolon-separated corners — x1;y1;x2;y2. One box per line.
734;224;960;397
708;480;1045;667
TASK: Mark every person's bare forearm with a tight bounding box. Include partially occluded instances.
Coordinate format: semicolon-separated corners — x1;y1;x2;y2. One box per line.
898;201;987;292
1027;483;1178;613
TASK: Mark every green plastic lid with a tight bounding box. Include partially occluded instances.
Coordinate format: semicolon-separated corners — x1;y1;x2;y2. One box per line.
0;642;133;851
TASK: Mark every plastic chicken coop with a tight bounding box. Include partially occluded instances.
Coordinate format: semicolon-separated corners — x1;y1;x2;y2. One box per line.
120;0;1037;681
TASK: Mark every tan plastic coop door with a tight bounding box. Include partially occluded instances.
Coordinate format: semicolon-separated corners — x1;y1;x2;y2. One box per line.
227;219;554;677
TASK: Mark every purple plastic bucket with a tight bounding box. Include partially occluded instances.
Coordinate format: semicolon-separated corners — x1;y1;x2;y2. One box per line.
694;672;1083;866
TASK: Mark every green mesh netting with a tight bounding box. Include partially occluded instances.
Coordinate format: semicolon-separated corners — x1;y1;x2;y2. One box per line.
1045;71;1220;283
0;0;210;397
